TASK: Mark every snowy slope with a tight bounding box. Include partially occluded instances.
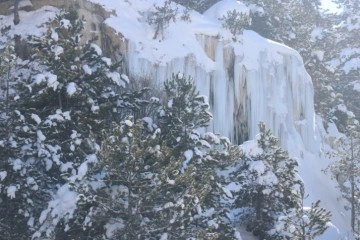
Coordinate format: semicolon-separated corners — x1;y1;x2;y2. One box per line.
0;0;354;239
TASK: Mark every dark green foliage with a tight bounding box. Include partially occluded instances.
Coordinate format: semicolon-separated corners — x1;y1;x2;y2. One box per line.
327;0;360;128
148;0;178;39
15;8;126;178
220;10;251;41
172;0;220;13
94;118;220;239
0;45;35;240
231;122;331;239
0;2;342;239
0;8;147;239
234;122;301;239
62;75;241;239
327;130;360;234
243;0;322;47
158;73;212;152
274;185;331;239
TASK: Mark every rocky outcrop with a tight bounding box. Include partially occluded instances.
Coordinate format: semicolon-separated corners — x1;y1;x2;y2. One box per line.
0;0;113;51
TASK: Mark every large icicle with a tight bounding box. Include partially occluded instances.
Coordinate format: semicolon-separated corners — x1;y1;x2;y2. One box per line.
125;33;318;153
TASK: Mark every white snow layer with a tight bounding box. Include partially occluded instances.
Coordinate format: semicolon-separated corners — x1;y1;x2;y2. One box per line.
35;186;79;237
66;82;77;96
7;185;17;199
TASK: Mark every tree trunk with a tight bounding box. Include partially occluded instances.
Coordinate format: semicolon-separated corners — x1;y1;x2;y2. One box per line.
13;0;20;25
350;137;355;231
255;190;263;223
351;175;355;231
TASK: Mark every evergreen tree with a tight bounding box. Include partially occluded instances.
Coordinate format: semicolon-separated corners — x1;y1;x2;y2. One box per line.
0;9;139;239
274;185;331;239
48;74;242;239
0;44;36;240
327;121;360;234
220;9;251;41
158;73;212;152
97;118;239;239
155;73;241;238
234;122;301;239
171;0;220;13
147;1;178;39
243;0;322;46
329;0;360;124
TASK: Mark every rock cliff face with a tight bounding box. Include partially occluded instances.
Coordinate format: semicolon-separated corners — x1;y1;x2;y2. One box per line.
85;0;318;153
0;0;111;49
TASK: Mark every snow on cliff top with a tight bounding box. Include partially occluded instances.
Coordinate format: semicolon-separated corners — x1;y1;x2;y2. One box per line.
88;0;304;71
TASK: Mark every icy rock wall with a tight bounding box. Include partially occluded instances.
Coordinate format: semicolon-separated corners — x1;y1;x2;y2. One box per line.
123;31;318;152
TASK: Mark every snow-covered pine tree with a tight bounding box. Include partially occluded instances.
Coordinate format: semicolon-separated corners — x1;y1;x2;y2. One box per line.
245;0;323;58
274;184;331;239
147;1;178;40
158;73;242;237
333;0;360;57
327;120;360;233
157;73;212;152
0;8;142;239
92;117;227;239
329;0;360;124
234;122;301;239
51;73;242;239
220;9;251;41
0;44;37;240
